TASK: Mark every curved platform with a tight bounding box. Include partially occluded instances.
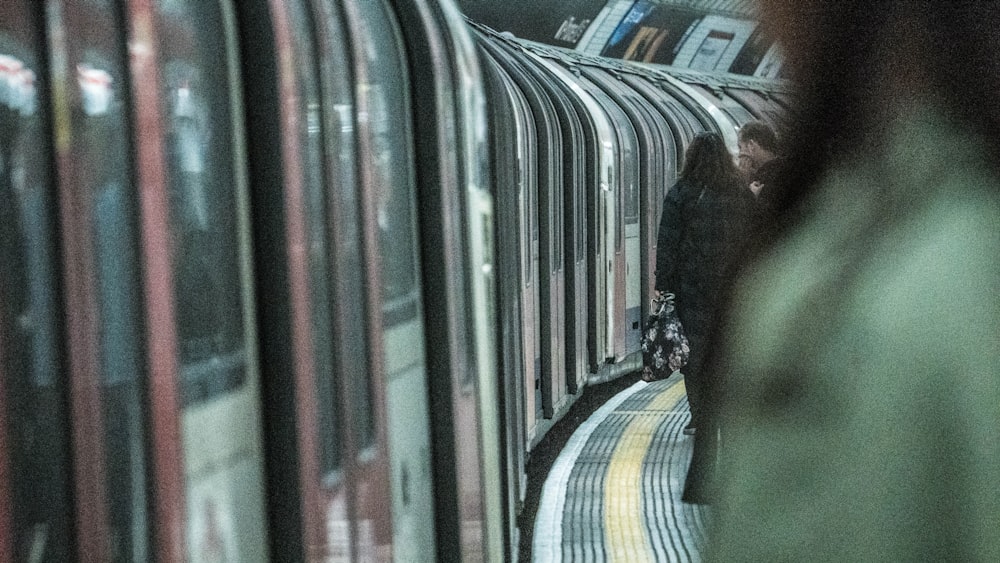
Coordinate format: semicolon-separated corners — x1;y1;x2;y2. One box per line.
533;373;708;562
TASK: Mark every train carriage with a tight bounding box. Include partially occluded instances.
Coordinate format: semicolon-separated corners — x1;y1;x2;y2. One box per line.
0;4;789;561
480;49;533;558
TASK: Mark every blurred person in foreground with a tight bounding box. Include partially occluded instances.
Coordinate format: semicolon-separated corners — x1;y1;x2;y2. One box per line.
706;2;1000;561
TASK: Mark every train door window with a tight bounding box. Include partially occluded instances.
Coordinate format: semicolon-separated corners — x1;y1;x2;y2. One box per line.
151;0;268;558
620;125;640;225
547;87;568;273
154;1;247;406
354;2;420;330
611;159;623;249
346;0;423;451
290;0;346;478
0;8;74;561
520;97;538;288
349;2;442;556
57;0;155;558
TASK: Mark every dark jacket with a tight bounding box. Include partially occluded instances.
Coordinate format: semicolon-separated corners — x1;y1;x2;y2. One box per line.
657;178;754;505
655;178;754;312
751;155;790;222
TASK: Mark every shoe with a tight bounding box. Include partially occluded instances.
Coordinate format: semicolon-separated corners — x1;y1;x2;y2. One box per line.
683;424;696;436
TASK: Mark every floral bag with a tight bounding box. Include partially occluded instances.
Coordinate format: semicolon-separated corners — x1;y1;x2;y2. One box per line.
640;293;690;382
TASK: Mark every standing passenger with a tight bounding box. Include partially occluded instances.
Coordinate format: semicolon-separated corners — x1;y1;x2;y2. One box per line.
708;2;1000;561
651;132;752;438
736;120;778;191
737;120;788;219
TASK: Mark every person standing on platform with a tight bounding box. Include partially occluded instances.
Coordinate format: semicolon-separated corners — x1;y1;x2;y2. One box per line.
706;2;1000;561
736;120;779;192
737;120;792;223
651;132;753;438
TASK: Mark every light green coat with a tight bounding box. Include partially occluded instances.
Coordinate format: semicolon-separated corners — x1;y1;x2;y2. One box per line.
709;109;1000;562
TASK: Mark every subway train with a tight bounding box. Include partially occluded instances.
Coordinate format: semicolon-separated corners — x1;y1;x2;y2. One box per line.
0;1;788;561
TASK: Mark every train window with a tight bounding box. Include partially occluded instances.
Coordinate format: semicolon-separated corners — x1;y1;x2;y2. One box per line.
521;107;537;283
351;0;422;447
344;0;421;332
623;134;640;223
611;160;623;248
285;0;346;475
151;1;269;559
154;1;248;406
0;14;75;561
66;3;155;558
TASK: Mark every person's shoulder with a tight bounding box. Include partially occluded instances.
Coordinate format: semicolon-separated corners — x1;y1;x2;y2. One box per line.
757;156;789;181
667;177;699;201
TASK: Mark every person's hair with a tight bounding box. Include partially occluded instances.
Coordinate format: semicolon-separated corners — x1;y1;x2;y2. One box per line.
680;131;742;192
737;121;778;153
772;1;1000;216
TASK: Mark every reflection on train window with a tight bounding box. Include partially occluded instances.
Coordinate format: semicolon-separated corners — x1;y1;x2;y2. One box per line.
78;44;152;563
154;2;269;560
286;0;345;475
555;196;564;272
157;2;247;406
358;7;420;330
0;27;74;560
355;0;421;447
367;81;419;322
522;141;534;278
625;164;640;223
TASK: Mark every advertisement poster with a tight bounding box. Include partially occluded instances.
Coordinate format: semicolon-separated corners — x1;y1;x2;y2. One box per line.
601;2;701;64
727;27;775;75
672;14;757;72
688;28;735;70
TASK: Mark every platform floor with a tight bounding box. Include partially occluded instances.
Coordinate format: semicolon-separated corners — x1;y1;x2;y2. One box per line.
533;372;708;562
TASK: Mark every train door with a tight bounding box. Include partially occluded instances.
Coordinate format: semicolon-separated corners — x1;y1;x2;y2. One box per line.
539;59;618;373
478;42;544;437
518;52;579;414
0;5;74;561
390;0;505;559
529;61;567;420
342;0;444;559
635;102;679;305
561;100;590;394
481;50;531;560
479;41;544;445
528;65;588;396
237;0;414;559
47;1;159;558
585;68;672;329
489;45;565;420
128;1;270;560
572;71;638;363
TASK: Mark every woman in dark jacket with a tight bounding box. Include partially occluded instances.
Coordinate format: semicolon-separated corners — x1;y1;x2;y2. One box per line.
653;131;753;439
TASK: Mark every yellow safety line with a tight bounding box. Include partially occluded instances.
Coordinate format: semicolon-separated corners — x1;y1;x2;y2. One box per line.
603;380;687;562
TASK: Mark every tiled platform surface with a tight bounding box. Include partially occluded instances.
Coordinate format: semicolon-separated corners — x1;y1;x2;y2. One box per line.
533;372;709;562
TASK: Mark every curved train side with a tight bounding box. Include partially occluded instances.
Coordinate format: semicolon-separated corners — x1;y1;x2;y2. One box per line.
0;1;787;561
